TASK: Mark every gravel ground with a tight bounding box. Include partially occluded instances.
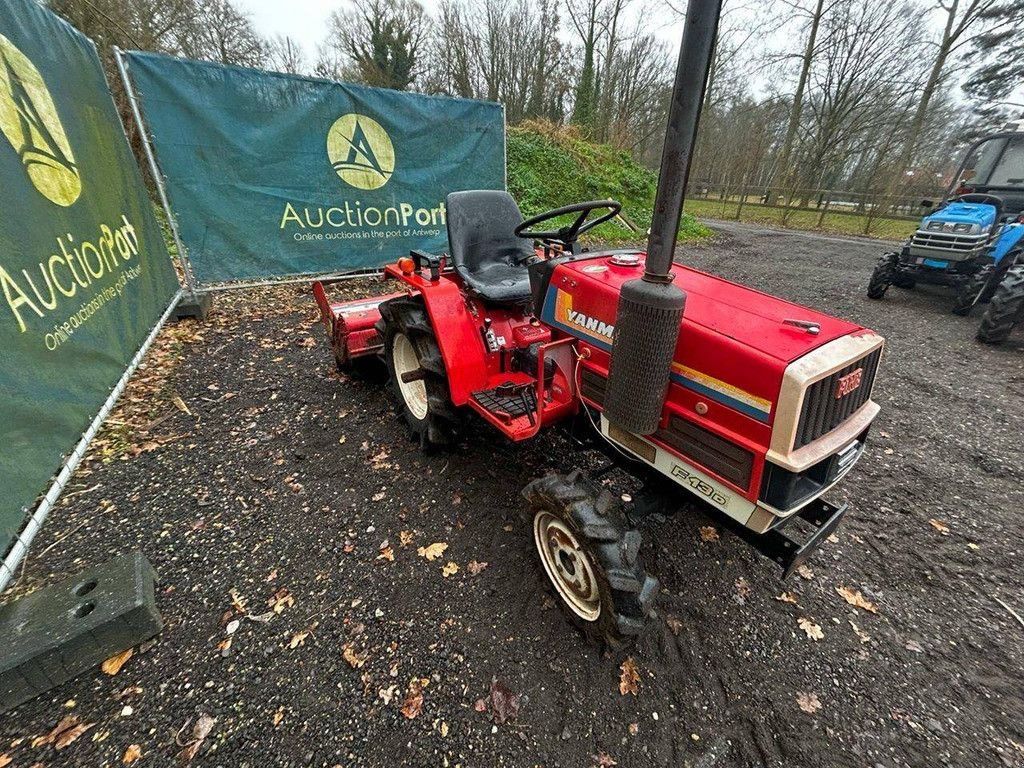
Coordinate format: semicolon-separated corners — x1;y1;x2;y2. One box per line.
3;220;1023;768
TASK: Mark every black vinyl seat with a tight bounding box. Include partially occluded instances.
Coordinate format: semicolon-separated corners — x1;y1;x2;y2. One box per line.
446;190;535;304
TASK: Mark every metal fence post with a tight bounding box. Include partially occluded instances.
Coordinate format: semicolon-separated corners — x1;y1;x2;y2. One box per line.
816;191;832;228
113;48;199;297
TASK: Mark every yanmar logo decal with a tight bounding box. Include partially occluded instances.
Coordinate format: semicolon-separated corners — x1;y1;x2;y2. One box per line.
835;368;864;399
554;289;614;342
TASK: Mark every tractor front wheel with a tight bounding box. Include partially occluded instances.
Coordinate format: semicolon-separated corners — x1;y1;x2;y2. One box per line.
977;265;1024;344
378;296;460;449
522;471;659;650
952;265;993;316
867;252;899;299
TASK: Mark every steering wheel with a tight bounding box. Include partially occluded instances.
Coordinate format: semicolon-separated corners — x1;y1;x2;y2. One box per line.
515;200;622;245
954;192;1004;209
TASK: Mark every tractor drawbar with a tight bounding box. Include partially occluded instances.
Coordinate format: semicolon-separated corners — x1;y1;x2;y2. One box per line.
604;0;721;435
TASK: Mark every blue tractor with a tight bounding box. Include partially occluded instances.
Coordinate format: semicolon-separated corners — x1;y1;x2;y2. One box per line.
867;130;1024;316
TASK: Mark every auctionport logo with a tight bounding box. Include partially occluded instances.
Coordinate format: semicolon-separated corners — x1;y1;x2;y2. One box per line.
0;34;81;207
326;113;395;190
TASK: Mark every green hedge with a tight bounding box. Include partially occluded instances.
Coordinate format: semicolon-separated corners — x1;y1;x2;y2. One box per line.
506;121;710;244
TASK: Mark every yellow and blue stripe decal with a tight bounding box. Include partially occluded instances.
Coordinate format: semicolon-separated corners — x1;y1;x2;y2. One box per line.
541;288;614;351
671;363;772;423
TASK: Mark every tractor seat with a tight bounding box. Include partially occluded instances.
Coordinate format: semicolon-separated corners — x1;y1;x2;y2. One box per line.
446;190;535;305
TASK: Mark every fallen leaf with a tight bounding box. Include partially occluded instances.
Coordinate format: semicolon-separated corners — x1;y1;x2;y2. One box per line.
473;698;487;712
452;493;462;505
836;586;878;614
123;744;143;764
378;685;397;705
775;591;799;605
377;545;395;562
628;722;639;736
592;753;618;767
467;560;489;575
266;568;278;582
665;614;683;636
172;394;192;416
290;622;318;649
441;562;459;577
32;715;93;749
928;518;950;535
796;564;815;580
342;643;368;669
417;542;448;561
229;588;247;614
268;588;294;614
699;526;719;543
619;657;640;696
796;691;822;714
371;491;386;502
399;530;414;546
101;649;134;676
798;617;824;641
849;620;871;643
273;707;285;727
488;678;521;724
176;714;216;764
904;638;924;653
55;721;95;750
400;679;426;719
440;720;449;737
967;542;979;551
0;754;12;767
734;577;752;600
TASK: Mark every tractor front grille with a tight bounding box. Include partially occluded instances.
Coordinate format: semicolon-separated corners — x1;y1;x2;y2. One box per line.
794;347;882;450
907;231;989;261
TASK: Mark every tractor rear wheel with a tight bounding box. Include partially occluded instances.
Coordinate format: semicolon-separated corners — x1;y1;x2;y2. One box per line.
867;252;898;299
977;265;1024;344
522;471;659;650
378;296;460;449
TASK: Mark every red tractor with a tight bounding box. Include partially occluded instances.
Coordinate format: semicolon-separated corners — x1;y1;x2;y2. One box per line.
313;0;885;648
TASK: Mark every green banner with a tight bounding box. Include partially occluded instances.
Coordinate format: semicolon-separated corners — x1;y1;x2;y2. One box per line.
0;1;180;553
124;52;506;284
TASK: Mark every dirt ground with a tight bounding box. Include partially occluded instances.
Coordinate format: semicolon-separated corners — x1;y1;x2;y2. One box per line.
4;220;1023;768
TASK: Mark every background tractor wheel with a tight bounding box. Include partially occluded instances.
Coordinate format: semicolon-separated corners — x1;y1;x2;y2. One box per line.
867;253;898;299
377;296;460;449
977;265;1024;344
522;471;659;650
952;265;993;316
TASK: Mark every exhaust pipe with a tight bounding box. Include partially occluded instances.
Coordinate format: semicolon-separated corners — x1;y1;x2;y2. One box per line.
604;0;722;435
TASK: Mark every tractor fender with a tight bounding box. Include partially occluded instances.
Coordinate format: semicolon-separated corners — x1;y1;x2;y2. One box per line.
992;223;1024;265
383;266;489;405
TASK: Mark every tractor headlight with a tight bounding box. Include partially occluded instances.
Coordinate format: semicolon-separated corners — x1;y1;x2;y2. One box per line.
926;221;944;231
953;223;979;233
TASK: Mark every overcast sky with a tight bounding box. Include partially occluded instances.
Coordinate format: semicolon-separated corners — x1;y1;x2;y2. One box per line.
235;0;688;64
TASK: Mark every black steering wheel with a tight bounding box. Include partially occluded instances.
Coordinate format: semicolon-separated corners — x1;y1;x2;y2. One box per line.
515;200;622;245
954;192;1004;209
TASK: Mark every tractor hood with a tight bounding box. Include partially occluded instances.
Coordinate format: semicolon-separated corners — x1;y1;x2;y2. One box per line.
542;252;871;428
554;253;861;363
922;201;997;232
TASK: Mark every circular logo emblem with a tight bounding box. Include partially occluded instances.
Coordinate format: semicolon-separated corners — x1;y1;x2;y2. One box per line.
326;113;395;190
0;34;81;206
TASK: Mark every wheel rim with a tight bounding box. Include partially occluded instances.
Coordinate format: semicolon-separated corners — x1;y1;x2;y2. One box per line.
533;510;601;621
392;333;428;420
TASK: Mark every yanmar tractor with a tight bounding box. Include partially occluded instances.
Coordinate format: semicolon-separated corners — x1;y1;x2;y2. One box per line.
314;0;885;647
867;130;1024;315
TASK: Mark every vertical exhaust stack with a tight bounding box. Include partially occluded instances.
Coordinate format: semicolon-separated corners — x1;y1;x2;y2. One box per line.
603;0;722;435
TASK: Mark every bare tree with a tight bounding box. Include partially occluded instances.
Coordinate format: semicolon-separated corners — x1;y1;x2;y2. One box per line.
177;0;268;67
321;0;428;90
267;36;306;75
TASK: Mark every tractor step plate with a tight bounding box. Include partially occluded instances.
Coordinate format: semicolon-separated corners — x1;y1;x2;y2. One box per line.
472;384;537;421
0;551;162;713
